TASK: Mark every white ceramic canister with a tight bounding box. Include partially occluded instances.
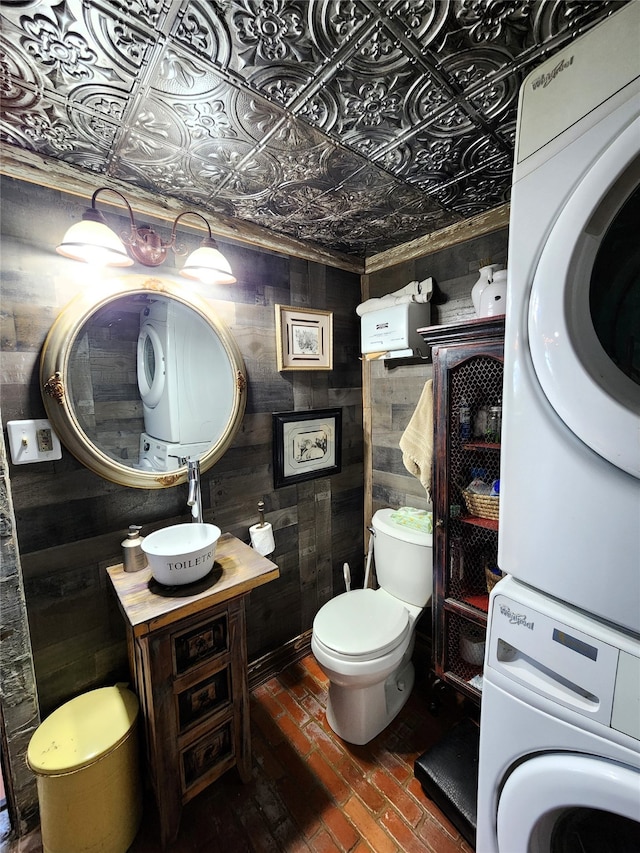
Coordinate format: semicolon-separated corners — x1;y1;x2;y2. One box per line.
471;264;502;316
478;269;507;318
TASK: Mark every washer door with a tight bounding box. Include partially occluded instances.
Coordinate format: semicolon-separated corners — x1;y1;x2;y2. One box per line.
137;322;165;408
497;753;640;852
529;115;640;479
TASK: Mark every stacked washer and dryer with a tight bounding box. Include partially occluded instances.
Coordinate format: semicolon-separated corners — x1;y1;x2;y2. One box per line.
136;297;235;471
477;4;640;851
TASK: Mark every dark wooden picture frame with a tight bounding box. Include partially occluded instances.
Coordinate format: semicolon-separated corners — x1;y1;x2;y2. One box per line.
272;408;342;488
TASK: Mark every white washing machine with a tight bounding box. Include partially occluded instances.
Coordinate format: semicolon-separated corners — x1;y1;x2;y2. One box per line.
476;575;640;853
137;296;235;470
500;2;640;633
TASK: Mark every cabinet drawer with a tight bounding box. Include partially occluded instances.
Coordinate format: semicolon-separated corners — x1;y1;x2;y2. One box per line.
172;612;228;675
176;666;231;732
181;718;234;794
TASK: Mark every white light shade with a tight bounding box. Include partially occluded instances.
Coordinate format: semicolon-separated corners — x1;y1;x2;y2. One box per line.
56;218;133;267
180;244;236;285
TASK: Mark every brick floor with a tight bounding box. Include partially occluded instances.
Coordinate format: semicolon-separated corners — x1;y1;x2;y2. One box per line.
2;655;475;853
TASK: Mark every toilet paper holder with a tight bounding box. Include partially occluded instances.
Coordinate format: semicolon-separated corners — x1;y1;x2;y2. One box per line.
249;500;275;557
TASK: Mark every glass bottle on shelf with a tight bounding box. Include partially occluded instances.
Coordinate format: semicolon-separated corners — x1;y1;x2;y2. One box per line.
485;404;502;443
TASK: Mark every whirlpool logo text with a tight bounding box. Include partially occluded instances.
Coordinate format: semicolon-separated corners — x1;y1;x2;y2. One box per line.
532;56;574;90
499;603;534;630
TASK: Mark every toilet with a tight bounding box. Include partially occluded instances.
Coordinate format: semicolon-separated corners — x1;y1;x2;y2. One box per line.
311;508;433;745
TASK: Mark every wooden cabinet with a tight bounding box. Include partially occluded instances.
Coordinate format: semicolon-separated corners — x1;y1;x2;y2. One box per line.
107;533;279;847
419;317;505;704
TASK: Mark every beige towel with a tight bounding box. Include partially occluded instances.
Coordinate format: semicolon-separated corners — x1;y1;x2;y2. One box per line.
399;379;434;498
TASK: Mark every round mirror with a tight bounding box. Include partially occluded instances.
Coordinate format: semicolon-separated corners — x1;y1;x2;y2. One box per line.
40;275;247;488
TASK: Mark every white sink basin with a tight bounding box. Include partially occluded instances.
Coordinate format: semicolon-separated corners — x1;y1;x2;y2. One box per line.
142;523;221;586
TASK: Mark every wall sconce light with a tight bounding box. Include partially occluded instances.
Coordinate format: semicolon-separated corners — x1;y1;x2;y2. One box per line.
56;187;236;285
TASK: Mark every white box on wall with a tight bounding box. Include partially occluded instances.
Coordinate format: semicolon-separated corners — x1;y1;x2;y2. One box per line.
360;302;431;357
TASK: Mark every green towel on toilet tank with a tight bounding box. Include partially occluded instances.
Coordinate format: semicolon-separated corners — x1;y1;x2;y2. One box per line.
390;507;433;535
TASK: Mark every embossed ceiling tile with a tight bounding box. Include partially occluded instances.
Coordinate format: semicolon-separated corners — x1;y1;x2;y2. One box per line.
80;0;159;77
229;87;292;145
70;84;130;123
111;153;219;207
451;0;534;53
439;46;520;122
226;0;319;76
0;33;44;110
169;0;233;68
493;118;517;151
321;66;427;150
222;1;377;114
123;93;195;151
382;181;445;218
246;64;334;116
326;156;397;193
382;130;471;181
441;170;512;218
270;137;343;187
531;1;621;45
0;1;150;98
268;181;354;223
382;0;451;47
115;126;186;177
401;68;458;129
420;101;476;138
69;103;121;149
106;0;169;32
460;134;513;179
0;95;110;164
147;42;230;97
188;140;282;200
437;1;616;68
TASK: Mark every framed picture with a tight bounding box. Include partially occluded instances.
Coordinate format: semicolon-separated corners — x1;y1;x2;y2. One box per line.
272;408;342;488
275;304;333;371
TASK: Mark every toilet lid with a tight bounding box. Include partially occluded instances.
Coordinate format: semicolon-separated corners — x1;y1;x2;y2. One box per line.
313;589;410;658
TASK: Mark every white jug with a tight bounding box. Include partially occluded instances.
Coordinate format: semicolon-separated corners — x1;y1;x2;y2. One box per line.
478;269;507;317
471;264;503;316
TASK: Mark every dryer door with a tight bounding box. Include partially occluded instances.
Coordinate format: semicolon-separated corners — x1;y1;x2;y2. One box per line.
497;753;640;852
528;116;640;479
137;322;165;409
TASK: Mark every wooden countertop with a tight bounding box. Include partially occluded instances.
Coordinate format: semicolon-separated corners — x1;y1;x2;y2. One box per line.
107;532;279;637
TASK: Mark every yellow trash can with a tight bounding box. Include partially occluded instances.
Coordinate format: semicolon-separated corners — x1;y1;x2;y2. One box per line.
27;685;142;853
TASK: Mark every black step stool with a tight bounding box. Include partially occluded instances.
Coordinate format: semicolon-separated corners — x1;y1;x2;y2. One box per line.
414;717;479;849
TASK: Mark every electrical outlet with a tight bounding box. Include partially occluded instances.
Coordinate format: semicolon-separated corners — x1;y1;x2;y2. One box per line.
7;419;62;465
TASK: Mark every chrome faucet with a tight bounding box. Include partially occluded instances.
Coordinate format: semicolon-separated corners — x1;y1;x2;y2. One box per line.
185;457;203;523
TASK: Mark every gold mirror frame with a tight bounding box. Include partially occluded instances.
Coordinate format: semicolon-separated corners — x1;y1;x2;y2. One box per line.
40;275;247;489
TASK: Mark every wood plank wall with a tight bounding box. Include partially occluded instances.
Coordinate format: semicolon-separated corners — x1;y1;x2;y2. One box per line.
364;229;509;561
0;176;364;721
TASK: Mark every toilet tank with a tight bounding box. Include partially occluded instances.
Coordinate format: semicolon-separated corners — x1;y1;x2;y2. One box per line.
371;508;433;607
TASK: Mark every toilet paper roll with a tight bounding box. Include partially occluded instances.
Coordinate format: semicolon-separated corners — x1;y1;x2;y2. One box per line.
249;522;275;556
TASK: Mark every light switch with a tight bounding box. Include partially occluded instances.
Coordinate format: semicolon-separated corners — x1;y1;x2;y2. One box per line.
6;419;62;465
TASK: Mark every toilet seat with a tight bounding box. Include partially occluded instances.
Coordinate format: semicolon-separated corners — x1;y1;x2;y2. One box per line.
313;589;410;660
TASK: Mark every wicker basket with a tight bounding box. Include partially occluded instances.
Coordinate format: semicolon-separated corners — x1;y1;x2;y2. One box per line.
485;567;504;594
462;490;500;520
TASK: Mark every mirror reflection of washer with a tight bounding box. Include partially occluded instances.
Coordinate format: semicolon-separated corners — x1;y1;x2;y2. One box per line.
137;297;235;471
477;577;640;853
499;2;640;634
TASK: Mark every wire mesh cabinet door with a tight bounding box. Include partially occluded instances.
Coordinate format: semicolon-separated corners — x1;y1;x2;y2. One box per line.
420;317;505;703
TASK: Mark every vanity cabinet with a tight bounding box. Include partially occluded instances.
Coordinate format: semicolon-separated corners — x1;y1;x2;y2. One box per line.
419;317;505;704
107;533;278;848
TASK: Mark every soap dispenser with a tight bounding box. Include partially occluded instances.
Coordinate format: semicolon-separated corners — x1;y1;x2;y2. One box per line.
121;525;147;572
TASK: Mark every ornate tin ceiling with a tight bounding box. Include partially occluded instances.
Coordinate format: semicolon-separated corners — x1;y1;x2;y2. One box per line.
0;1;622;260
